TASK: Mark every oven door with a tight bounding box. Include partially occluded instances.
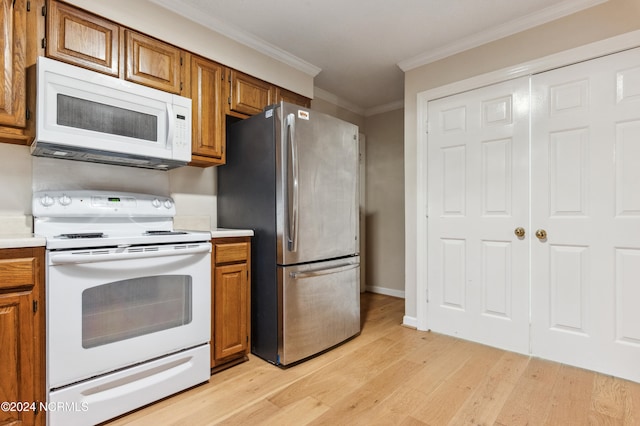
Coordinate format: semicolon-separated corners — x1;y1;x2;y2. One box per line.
46;242;211;389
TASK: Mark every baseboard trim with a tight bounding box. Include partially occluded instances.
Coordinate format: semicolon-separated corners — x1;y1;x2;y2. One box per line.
365;286;405;299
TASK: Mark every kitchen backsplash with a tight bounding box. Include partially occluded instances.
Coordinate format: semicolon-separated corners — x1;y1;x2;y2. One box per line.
0;143;218;233
32;156;170;195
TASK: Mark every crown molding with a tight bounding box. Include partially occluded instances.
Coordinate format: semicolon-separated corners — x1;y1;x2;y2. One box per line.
150;0;322;77
364;100;404;117
398;0;608;71
313;87;366;116
314;88;403;117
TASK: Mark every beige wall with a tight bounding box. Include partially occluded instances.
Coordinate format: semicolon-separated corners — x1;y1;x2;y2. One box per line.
310;97;366;129
403;0;640;319
363;108;404;297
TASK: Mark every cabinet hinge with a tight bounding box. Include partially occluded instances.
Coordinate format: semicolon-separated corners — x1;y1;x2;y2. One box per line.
180;82;183;92
180;56;183;66
33;300;38;313
227;96;231;105
41;3;46;16
41;38;46;49
26;108;31;121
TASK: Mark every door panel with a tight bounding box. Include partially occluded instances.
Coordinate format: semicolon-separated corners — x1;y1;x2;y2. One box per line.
276;104;359;265
531;48;640;382
427;77;530;355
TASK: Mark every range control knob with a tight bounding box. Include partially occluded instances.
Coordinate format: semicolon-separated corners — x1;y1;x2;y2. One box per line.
40;194;55;207
151;198;162;208
59;194;72;206
163;199;173;209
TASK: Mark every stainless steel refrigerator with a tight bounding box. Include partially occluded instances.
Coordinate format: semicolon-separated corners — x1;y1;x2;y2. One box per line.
217;102;360;366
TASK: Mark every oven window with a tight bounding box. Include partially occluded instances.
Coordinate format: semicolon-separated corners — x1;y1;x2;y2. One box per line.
57;94;158;142
81;275;192;348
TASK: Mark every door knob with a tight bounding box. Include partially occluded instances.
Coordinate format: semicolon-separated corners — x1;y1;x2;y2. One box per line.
535;229;547;240
514;227;525;238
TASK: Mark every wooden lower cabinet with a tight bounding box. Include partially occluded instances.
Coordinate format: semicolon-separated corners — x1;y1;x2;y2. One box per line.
0;247;45;426
211;237;251;372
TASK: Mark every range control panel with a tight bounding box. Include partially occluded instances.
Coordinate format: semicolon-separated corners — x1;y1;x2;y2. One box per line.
33;190;175;217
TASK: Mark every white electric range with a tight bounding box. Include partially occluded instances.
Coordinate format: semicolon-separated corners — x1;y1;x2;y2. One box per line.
33;190;212;426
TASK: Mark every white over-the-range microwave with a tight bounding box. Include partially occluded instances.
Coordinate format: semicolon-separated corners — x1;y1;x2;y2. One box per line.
31;57;192;170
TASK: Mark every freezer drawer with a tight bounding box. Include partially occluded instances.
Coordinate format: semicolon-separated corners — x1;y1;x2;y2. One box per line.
279;256;360;365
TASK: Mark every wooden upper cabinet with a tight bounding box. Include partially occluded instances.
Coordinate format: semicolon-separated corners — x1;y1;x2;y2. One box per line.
125;30;182;94
46;0;120;77
275;87;311;108
190;55;225;166
227;70;273;116
0;0;27;129
46;2;183;94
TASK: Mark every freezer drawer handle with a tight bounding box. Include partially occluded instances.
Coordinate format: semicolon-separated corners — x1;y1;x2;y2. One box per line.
289;262;359;279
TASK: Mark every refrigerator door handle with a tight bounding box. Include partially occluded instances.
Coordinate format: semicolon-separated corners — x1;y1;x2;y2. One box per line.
287;113;299;252
289;262;359;279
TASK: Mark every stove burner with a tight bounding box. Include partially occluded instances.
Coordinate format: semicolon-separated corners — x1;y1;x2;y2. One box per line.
58;233;105;239
144;231;188;236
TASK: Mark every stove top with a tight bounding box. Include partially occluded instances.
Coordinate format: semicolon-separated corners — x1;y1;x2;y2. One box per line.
33;190;211;249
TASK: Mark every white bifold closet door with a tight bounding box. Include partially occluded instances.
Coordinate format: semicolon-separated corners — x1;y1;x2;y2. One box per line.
426;77;531;355
426;47;640;382
530;47;640;381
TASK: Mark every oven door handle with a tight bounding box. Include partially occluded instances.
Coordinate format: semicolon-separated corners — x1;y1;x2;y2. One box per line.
49;244;211;265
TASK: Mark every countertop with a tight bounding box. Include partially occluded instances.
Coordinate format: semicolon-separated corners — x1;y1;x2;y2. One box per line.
0;229;253;250
0;214;252;250
210;228;254;238
0;234;47;249
0;216;43;248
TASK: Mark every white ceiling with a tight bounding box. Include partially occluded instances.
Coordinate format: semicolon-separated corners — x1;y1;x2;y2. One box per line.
154;0;606;114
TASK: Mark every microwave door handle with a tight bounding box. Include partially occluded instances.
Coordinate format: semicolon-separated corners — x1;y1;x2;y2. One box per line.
166;103;175;147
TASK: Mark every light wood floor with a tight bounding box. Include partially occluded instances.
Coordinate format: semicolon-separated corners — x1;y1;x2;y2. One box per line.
107;292;640;425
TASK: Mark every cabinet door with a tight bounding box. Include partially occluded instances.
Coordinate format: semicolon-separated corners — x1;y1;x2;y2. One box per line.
0;292;35;426
190;55;225;166
125;30;182;94
46;0;120;77
0;250;44;426
213;262;249;362
275;87;311;108
0;0;27;128
228;70;273;116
